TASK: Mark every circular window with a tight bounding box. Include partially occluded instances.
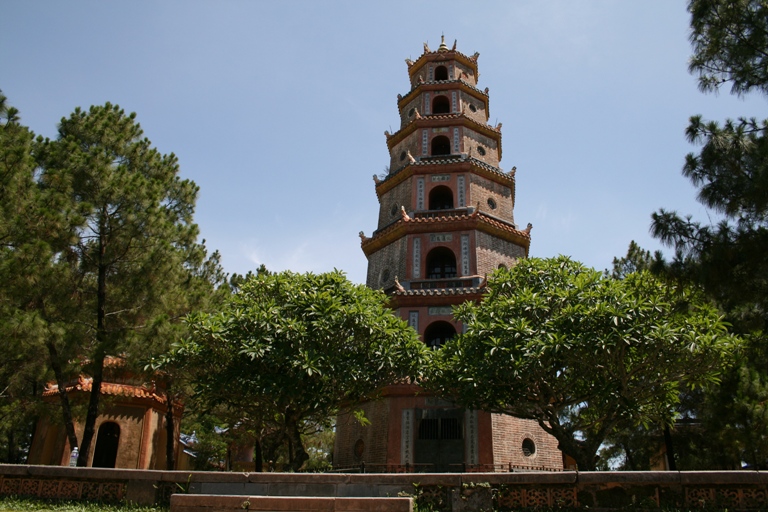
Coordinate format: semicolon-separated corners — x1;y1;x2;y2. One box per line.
477;146;486;156
399;151;406;162
408;108;415;118
381;268;390;284
354;439;365;459
469;104;477;113
487;197;497;210
522;438;536;457
390;204;398;217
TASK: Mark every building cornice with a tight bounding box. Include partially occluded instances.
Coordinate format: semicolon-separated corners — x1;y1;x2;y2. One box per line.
397;80;490;120
406;49;480;82
386;113;502;158
361;209;530;257
375;156;515;197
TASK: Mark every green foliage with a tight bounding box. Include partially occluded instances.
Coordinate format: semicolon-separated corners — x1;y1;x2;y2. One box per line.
608;241;663;280
0;98;223;466
427;257;736;471
30;102;214;464
0;92;56;463
689;0;768;96
172;269;427;471
648;0;768;468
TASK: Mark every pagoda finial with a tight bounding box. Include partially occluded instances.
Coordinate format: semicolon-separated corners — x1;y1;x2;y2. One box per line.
438;34;448;52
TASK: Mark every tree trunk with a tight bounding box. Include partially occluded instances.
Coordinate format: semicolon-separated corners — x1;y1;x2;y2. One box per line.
285;413;308;472
165;387;176;470
46;339;79;455
254;436;263;473
78;353;105;466
79;219;108;467
663;425;677;470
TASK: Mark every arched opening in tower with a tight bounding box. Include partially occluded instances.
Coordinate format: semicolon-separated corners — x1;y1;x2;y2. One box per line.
92;422;120;468
429;185;454;210
423;320;457;349
426;247;457;279
432;95;450;114
434;66;448;81
430;136;451;156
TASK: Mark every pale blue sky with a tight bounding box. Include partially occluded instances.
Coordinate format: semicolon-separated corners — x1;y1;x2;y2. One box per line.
3;2;766;283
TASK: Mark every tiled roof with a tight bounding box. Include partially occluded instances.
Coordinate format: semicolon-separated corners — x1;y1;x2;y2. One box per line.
43;375;163;402
362;207;530;258
399;79;487;103
387;112;500;149
391;286;485;297
368;208;528;242
381;155;510;187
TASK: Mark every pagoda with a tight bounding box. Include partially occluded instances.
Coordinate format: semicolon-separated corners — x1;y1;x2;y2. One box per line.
334;37;563;472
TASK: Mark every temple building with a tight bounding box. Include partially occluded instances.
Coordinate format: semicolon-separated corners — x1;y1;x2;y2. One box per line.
27;357;181;470
334;37;563;472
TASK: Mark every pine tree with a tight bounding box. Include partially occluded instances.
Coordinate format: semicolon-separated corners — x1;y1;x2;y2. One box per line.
651;0;768;468
34;103;209;465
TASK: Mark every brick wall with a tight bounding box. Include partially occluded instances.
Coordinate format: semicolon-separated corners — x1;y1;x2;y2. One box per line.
377;180;412;229
4;464;768;510
398;97;423;128
474;231;525;275
462;130;500;167
334;400;391;469
469;174;514;222
490;414;563;470
365;238;408;290
388;136;421;175
459;91;487;124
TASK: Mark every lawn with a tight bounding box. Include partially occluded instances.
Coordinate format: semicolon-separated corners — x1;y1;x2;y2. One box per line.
0;498;166;512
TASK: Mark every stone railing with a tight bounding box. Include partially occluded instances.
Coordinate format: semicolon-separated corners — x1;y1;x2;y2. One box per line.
1;465;767;510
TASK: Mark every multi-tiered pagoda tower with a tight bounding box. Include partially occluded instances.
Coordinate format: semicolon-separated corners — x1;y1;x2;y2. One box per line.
334;38;562;472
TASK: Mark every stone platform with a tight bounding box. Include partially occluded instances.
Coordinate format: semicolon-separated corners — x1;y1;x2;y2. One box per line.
170;494;413;512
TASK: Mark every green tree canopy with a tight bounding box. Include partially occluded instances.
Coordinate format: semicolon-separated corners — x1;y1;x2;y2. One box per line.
427;257;736;471
31;103;216;466
650;0;768;468
172;269;428;471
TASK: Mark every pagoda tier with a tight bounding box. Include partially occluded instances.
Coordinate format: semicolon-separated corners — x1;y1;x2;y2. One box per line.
334;37;562;474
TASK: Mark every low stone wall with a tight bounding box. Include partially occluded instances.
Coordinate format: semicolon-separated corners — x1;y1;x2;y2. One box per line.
1;464;767;510
170;494;414;512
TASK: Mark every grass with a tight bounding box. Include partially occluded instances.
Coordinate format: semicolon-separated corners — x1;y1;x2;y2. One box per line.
0;497;167;512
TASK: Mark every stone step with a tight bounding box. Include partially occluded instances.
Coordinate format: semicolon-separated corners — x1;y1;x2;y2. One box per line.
170;494;413;512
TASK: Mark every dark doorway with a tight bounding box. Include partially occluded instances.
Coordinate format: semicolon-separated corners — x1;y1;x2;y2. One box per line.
92;422;120;468
432;95;450;114
426;247;457;279
414;409;464;472
429;186;453;210
435;66;448;81
430;136;451;156
424;321;457;350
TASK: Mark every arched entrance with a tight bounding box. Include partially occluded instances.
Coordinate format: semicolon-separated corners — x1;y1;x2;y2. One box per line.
432;95;450;114
429;186;454;210
430;136;451;156
423;321;457;350
92;422;120;468
426;247;457;279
